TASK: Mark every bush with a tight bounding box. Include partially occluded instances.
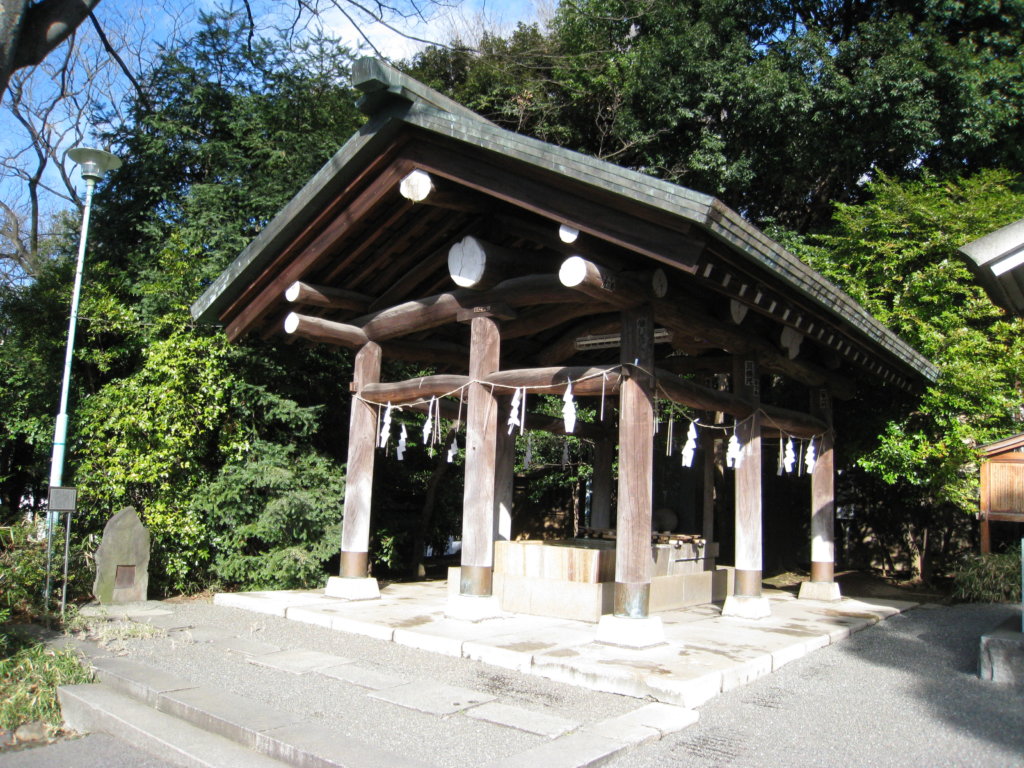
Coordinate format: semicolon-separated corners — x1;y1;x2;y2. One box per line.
191;441;344;591
0;635;92;730
952;551;1022;603
0;521;95;619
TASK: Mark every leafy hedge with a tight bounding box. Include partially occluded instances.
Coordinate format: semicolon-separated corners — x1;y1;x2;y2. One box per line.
952;551;1022;603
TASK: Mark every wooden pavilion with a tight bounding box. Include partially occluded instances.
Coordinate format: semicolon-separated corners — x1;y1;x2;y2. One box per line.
978;433;1024;554
191;59;937;643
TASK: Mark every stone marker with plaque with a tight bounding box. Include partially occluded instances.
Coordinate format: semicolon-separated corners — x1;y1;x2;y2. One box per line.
93;507;150;604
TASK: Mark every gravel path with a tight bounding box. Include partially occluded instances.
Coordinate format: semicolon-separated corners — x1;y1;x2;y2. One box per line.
608;603;1024;767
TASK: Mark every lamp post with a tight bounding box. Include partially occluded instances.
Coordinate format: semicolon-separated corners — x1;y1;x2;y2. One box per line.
43;147;121;613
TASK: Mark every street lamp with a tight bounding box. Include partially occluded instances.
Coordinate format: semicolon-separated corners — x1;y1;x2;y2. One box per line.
43;146;121;613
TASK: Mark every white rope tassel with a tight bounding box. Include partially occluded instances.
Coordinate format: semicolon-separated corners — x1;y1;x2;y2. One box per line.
422;397;435;446
681;420;698;468
804;438;817;474
783;436;796;474
378;403;393;449
726;431;743;469
397;424;407;461
447;434;458;463
562;380;577;434
507;387;523;435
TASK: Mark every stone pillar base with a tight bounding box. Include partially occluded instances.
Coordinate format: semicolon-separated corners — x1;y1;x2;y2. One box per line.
446;594;503;622
721;594;771;619
325;576;380;600
798;580;842;602
595;615;666;649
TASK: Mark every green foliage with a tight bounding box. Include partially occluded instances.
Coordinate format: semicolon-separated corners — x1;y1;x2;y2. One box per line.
953;551;1023;603
793;170;1024;514
0;638;92;731
0;521;95;619
408;0;1024;231
192;441;344;590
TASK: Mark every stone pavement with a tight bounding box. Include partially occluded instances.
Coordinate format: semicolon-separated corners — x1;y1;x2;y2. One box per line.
4;583;920;768
216;580;916;709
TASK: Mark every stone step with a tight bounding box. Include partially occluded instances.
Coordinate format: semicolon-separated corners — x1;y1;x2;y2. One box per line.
58;684;289;768
75;658;434;768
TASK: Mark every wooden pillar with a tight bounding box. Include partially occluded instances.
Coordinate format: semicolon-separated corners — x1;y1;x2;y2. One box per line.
460;316;501;596
799;388;842;601
613;305;655;618
495;396;515;542
591;438;615;529
732;357;763;597
810;389;835;582
700;375;718;569
340;342;382;578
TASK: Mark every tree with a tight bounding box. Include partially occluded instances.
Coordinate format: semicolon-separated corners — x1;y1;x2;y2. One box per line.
409;0;1024;231
787;169;1024;578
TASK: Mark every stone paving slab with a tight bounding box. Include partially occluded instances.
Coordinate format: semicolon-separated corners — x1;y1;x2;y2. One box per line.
157;684;304;746
464;701;579;738
463;624;597;673
317;663;408;690
214;590;328;617
484;731;628;768
256;721;436;768
216;635;282;656
368;681;496;715
91;657;198;707
247;648;353;674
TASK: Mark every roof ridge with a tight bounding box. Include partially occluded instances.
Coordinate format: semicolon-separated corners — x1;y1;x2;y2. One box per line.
352;57;493;126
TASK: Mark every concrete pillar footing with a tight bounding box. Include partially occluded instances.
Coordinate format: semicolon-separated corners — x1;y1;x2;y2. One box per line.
446;594;504;622
595;614;666;649
798;580;842;602
721;594;772;619
325;576;380;600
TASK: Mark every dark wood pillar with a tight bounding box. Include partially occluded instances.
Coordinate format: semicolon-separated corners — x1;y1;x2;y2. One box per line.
613;305;655;618
700;375;718;569
460;316;501;596
810;389;836;583
731;356;763;598
591;437;615;529
340;342;382;578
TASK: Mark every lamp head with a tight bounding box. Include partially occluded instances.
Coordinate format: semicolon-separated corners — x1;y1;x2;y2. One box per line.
68;147;121;182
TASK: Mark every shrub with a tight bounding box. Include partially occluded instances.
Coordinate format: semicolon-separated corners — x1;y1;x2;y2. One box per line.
0;636;92;730
0;521;95;619
952;551;1022;603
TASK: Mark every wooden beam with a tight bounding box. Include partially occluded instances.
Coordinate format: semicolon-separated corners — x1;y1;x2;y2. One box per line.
449;235;550;290
652;298;856;399
224;157;413;340
356;275;585;341
486;366;621;395
403;141;703;274
360;375;471;404
284;313;368;348
535;316;621;366
285;281;372;312
558;256;661;308
500;304;599;340
614;305;656;618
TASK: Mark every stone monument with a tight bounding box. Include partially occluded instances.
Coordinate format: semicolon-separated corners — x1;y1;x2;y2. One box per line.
93;507;150;603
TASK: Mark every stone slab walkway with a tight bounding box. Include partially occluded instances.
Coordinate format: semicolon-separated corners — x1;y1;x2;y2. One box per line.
215;582;915;709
